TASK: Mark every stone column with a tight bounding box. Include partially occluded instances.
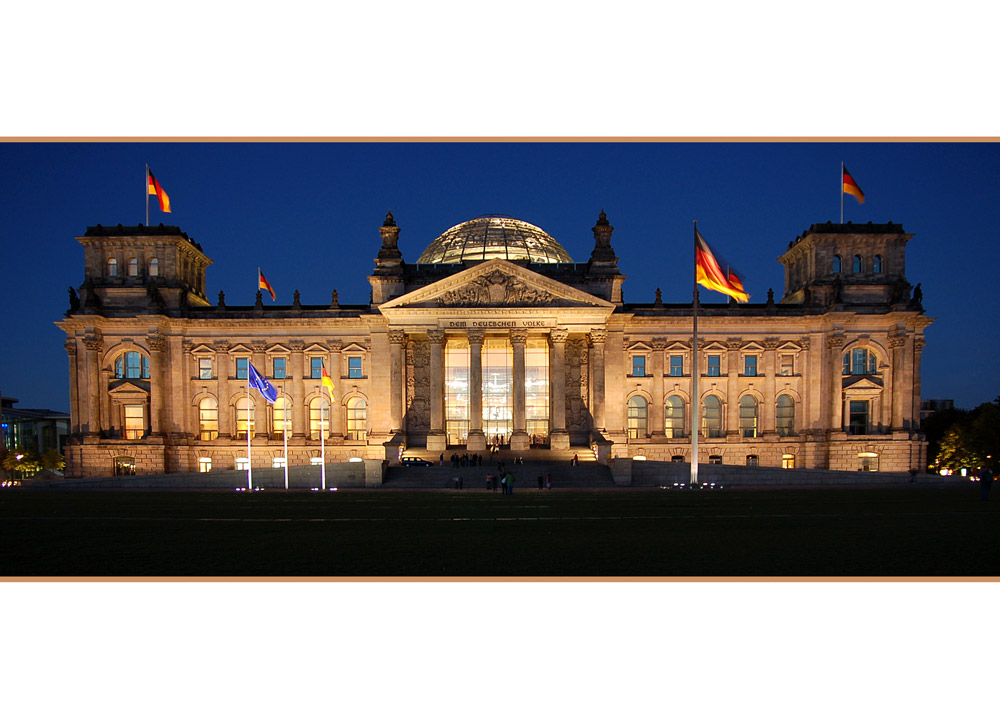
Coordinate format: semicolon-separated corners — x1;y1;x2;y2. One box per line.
466;330;486;451
589;330;607;432
388;330;406;433
549;329;570;450
83;334;103;438
725;339;741;436
827;335;845;432
290;341;307;439
510;330;529;451
426;330;447;451
650;339;666;437
327;342;343;437
147;334;167;437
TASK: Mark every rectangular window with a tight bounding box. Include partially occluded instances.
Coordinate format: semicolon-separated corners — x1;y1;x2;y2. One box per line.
236;358;248;380
310;357;323;379
707;355;721;377
708;455;723;465
348;356;363;379
849;400;870;435
669;355;683;377
199;358;213;379
744;355;757;377
273;357;286;379
780;354;794;376
124;404;144;439
198;458;212;473
631;355;646;377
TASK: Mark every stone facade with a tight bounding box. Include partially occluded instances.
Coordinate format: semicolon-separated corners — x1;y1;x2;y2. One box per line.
56;215;931;478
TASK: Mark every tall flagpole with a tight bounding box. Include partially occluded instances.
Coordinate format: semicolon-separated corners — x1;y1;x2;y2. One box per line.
691;221;700;487
320;386;327;490
246;386;253;491
145;164;150;227
840;161;844;224
282;384;289;490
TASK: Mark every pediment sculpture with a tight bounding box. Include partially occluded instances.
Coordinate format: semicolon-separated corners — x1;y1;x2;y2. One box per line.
440;270;554;306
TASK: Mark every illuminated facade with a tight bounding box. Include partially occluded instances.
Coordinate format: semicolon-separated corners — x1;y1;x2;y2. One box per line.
57;213;931;478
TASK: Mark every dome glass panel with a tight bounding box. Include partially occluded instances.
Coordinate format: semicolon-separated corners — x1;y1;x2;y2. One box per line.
416;216;573;264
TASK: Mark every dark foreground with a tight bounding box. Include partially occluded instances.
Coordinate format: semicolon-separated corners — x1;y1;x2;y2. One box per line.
1;485;996;577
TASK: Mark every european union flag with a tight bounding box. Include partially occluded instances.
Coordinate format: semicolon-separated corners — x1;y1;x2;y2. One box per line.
248;362;278;404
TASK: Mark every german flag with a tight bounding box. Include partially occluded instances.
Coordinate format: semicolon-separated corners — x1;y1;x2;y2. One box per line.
696;229;749;302
258;268;276;301
321;367;335;401
147;168;171;213
843;165;865;203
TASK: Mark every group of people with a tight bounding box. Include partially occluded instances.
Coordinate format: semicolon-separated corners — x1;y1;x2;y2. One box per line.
486;471;517;494
444;452;486;467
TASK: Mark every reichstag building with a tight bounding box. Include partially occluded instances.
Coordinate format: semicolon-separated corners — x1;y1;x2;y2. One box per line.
57;212;930;477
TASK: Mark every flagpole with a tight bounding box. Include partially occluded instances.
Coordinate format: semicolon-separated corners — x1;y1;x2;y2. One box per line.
145;164;149;227
691;221;700;487
246;385;253;491
282;384;289;490
320;386;327;490
840;161;844;224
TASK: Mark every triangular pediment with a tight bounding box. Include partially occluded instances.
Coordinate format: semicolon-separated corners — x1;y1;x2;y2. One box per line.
380;259;615;311
843;375;884;391
109;380;149;398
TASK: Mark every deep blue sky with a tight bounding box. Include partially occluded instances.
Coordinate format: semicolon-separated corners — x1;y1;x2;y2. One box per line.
2;141;997;412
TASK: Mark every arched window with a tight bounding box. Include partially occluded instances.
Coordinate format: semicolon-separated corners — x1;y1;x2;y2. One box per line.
872;255;883;274
832;255;841;274
843;348;878;375
198;398;218;440
128;258;139;276
627;396;648;439
148;258;159;276
235;396;254;437
665;395;685;438
776;394;795;437
347;398;368;441
273;396;291;437
309;397;330;439
702;395;723;438
739;395;759;438
115;352;150;379
852;254;863;274
107;257;118;277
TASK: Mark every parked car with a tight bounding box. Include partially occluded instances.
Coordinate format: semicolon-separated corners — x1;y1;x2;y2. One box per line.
400;456;433;467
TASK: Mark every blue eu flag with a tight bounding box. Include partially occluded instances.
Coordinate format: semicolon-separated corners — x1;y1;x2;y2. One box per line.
248;362;278;404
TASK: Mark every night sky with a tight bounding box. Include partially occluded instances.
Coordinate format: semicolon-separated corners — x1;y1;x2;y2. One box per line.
1;141;997;412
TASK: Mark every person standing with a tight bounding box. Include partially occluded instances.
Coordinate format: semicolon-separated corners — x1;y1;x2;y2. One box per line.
545;473;552;490
980;466;993;501
537;474;544;490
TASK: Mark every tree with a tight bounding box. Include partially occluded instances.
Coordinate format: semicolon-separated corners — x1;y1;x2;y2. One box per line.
931;397;1000;472
40;448;65;471
2;449;41;477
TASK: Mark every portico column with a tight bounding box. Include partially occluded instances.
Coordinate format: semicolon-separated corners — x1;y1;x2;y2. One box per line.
549;329;570;450
426;330;447;451
510;331;529;451
466;330;486;451
388;330;406;433
651;340;666;436
589;330;607;432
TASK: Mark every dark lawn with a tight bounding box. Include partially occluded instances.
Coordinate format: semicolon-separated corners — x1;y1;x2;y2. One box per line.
0;485;996;576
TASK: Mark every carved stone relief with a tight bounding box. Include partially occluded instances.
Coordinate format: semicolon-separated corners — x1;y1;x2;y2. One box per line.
441;271;554;306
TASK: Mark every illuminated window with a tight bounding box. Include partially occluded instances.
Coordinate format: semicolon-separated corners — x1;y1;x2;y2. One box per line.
198;398;218;440
199;358;213;379
123;404;145;439
743;355;757;377
236;457;250;471
858;452;879;471
665;395;685;438
631;355;646;377
627;396;648;439
669;355;683;377
199;457;212;473
702;395;723;437
309;397;330;439
739;395;758;438
525;339;549;441
347;398;367;441
235;396;255;437
782;454;795;469
776;394;795;437
832;255;841;274
148;258;159;276
107;257;118;277
115;352;149;380
128;258;139;276
273;396;291;437
114;456;135;476
707;355;721;377
445;341;470;445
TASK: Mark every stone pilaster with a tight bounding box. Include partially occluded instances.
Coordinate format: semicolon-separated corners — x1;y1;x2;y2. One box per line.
65;341;80;437
215;342;232;438
290;341;307;439
650;340;666;437
827;334;845;431
761;339;779;434
327;341;343;437
146;334;168;437
251;341;268;437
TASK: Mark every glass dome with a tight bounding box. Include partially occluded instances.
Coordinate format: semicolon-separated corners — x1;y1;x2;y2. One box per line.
416;215;573;264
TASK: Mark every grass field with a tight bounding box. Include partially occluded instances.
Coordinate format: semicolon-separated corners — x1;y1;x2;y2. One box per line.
1;485;997;577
